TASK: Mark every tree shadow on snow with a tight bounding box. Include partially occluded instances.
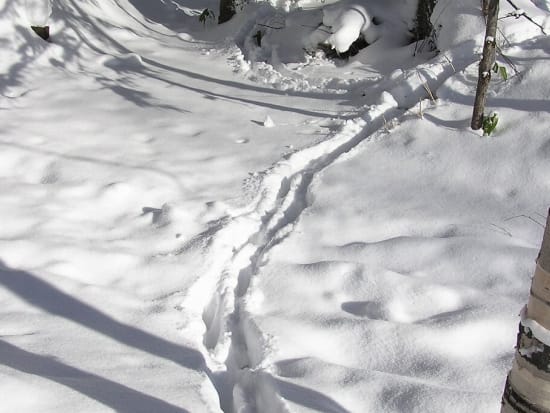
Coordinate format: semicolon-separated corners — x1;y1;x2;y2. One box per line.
274;377;352;413
444;89;550;114
0;25;50;97
49;0;354;119
0;139;190;197
0;261;209;412
0;339;189;413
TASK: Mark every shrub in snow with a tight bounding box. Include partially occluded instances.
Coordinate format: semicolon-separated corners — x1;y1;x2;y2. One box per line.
482;112;498;136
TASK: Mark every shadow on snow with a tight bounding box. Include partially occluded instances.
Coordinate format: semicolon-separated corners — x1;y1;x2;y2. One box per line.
0;260;208;412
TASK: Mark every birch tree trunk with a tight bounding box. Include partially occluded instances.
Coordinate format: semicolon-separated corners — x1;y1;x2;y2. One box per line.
502;209;550;412
471;0;499;130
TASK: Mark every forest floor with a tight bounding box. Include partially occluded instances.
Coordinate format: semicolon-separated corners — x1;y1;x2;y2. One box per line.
1;0;550;412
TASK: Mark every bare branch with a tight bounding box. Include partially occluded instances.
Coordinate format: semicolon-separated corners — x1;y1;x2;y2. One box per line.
505;0;547;35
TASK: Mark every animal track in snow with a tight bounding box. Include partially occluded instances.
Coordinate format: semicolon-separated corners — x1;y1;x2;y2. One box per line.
179;50;474;412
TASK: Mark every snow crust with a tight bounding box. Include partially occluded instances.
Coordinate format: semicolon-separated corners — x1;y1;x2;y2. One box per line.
1;0;550;412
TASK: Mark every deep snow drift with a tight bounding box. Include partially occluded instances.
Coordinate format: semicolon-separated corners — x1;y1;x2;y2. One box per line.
1;0;550;412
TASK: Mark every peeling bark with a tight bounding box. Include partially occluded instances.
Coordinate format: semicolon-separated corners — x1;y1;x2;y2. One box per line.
502;209;550;412
517;324;550;374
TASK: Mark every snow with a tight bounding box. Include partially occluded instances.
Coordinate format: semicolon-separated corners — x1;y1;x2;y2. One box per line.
24;0;52;26
263;115;276;127
1;0;550;412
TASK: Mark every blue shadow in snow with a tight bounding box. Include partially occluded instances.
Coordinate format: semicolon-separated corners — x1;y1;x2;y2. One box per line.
0;261;212;411
0;339;189;413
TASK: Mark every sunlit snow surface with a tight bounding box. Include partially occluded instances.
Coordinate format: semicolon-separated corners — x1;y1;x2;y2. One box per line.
1;0;550;412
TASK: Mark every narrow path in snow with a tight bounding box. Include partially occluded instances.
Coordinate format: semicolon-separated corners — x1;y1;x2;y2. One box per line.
182;51;475;412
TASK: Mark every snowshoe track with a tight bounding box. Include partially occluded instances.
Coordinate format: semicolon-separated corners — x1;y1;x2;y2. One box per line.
179;50;473;413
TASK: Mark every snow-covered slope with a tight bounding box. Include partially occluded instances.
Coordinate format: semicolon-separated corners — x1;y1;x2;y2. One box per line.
1;0;549;412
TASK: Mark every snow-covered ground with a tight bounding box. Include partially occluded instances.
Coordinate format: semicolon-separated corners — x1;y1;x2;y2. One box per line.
1;0;550;412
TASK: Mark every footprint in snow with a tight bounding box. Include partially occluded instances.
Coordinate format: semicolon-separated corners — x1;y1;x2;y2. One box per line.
41;162;60;184
142;204;172;228
342;301;385;319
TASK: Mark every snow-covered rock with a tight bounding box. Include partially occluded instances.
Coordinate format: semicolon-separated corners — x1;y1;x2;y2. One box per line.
323;3;378;53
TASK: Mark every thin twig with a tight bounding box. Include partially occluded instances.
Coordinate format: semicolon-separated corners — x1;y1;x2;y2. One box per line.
417;71;436;102
497;26;513;47
255;23;284;30
491;223;513;237
504;0;547;34
496;45;521;77
504;214;545;227
442;54;456;72
535;212;547;221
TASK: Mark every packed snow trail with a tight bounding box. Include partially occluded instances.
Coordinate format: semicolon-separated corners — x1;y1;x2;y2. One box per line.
179;50;474;411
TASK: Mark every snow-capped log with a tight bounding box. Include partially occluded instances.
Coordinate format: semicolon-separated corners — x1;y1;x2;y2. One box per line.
502;210;550;412
321;3;379;53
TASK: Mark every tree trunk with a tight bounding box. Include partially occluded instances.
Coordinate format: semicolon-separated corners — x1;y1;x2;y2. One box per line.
471;0;499;130
502;209;550;412
483;0;490;16
414;0;437;41
218;0;235;24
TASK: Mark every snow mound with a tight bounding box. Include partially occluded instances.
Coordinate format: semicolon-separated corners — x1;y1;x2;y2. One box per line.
322;3;378;53
24;0;52;26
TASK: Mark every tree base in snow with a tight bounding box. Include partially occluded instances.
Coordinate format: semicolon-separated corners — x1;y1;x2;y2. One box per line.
412;0;437;53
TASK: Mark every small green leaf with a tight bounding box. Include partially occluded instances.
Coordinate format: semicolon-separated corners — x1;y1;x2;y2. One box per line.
499;65;508;81
492;62;499;73
482;112;499;136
